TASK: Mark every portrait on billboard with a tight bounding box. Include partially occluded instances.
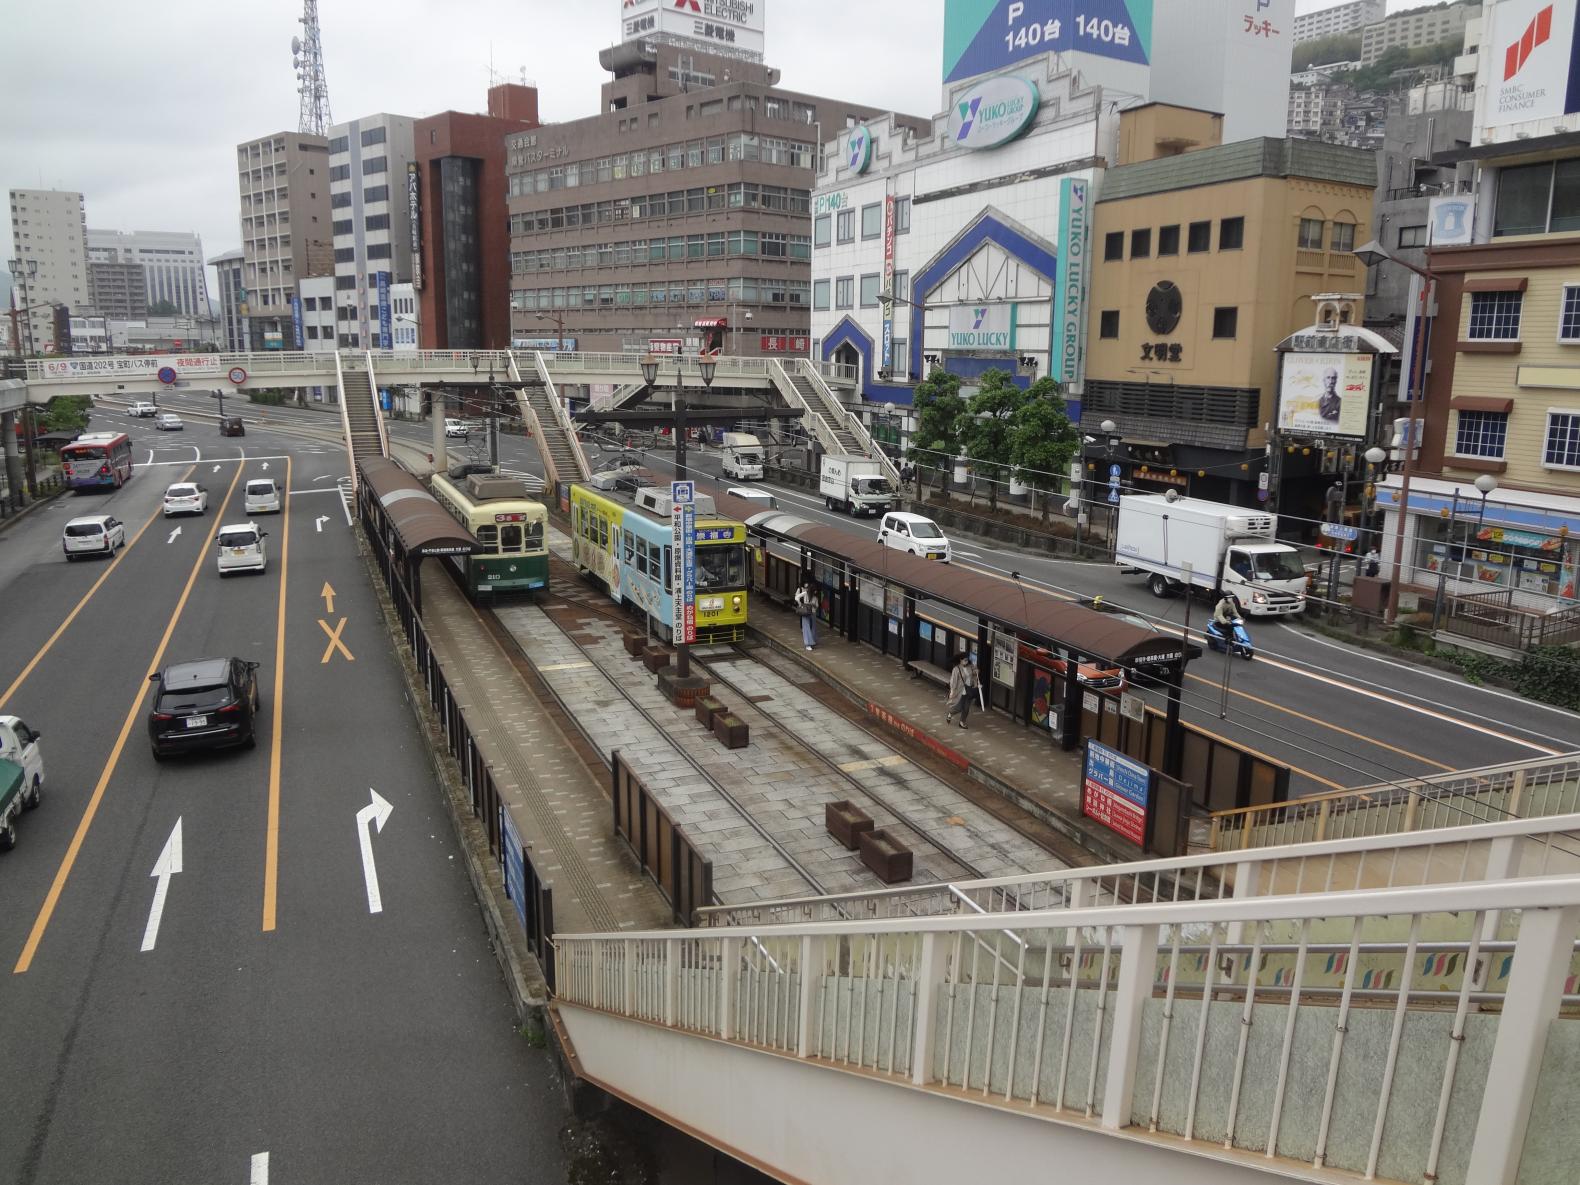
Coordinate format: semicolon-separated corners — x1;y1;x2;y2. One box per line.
1277;352;1373;438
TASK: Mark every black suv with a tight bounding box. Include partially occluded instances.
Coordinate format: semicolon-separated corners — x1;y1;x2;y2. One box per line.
147;658;261;760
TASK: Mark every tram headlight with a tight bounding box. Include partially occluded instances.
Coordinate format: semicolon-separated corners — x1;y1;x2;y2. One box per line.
731;595;742;610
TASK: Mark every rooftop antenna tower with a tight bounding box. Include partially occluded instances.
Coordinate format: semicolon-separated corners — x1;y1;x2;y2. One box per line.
292;0;333;137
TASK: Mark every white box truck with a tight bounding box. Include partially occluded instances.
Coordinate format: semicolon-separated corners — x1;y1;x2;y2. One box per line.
819;455;894;516
720;432;765;480
1114;494;1308;616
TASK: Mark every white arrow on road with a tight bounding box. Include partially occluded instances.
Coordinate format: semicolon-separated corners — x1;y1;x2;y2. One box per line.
167;525;182;544
213;464;222;473
141;818;184;952
261;461;269;471
356;789;393;914
315;515;330;532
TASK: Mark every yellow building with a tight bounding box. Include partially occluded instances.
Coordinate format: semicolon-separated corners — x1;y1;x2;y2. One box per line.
1082;106;1377;507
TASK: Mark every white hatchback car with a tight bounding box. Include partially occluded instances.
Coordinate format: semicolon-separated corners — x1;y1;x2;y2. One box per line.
127;401;157;417
243;478;282;515
877;511;952;562
62;514;126;561
154;413;183;431
163;482;209;517
216;523;268;576
444;418;469;438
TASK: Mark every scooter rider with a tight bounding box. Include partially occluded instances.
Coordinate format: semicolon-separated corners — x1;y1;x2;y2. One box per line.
1212;592;1240;629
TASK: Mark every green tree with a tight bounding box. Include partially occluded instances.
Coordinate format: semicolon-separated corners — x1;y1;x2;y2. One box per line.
40;394;92;436
958;368;1027;509
1008;377;1081;521
908;368;966;494
1291;31;1362;71
148;299;179;315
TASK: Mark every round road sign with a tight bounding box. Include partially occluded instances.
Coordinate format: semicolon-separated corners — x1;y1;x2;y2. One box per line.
228;366;248;385
157;366;177;385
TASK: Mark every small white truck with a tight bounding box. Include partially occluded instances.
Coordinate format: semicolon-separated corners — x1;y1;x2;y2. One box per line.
0;715;45;851
720;432;765;480
1114;494;1308;616
819;455;895;517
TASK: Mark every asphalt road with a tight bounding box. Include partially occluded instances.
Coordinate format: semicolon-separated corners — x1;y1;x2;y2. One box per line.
421;411;1580;799
0;403;567;1184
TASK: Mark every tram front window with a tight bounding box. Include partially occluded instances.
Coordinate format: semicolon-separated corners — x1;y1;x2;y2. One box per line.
501;523;524;552
476;525;500;553
695;544;746;590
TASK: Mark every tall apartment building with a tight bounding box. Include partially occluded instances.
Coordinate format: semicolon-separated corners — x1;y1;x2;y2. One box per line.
1292;0;1385;44
1361;2;1481;65
209;248;247;352
86;257;148;320
236;131;334;349
86;229;209;316
413;83;541;350
328;113;416;348
7;188;90;354
505;40;897;357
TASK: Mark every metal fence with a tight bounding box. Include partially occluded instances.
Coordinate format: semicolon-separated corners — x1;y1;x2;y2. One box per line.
1445;587;1580;650
611;749;714;927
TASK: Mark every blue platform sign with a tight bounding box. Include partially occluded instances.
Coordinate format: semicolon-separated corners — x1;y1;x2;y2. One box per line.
290;295;304;349
670;481;697;643
376;270;392;350
499;804;527;934
1082;739;1152;846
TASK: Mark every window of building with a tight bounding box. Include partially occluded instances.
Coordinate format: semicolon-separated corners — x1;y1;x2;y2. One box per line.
835;276;854;309
333;247;355;263
1495;160;1580;236
1219;216;1245;250
1466;291;1522;340
1158;225;1180;256
365;184;389;203
1298;218;1325;250
362;156;387;176
1455;411;1508;458
335;275;356;290
328;135;348;154
1099;310;1119;339
1188;221;1211;252
1398;224;1427;248
332;219;353;235
1330;222;1356;253
1212;307;1239;338
360;126;386;147
894;270;909;306
1104;231;1124;261
1545;411;1580;469
329;164;350;182
365;214;389;231
1130;228;1151;259
814;214;831;247
367;243;392;259
861;203;883;240
860;273;881;306
894;196;911;234
836;209;855;243
813;279;831;310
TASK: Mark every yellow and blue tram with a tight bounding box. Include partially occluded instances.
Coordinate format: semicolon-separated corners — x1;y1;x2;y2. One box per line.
570;480;748;643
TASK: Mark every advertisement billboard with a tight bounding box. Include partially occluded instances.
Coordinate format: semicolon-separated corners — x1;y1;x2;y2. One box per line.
1081;739;1151;847
621;0;765;62
376;271;392;351
1278;351;1373;439
881;193;896;374
1484;0;1580;127
1429;195;1475;245
407;162;423;291
947;304;1017;351
948;75;1041;150
1056;177;1088;387
943;0;1153;83
290;296;304;349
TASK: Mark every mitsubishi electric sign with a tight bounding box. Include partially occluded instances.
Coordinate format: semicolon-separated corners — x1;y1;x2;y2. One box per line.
948;75;1040;150
1485;0;1580;126
621;0;765;60
948;304;1017;351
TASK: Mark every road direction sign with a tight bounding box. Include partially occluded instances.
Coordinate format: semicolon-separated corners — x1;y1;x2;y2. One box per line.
1321;523;1360;541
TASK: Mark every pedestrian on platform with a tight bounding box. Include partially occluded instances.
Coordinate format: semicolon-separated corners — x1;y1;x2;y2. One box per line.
945;653;979;729
1362;547;1381;578
794;580;819;650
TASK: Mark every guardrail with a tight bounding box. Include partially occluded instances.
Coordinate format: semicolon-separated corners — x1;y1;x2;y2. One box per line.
1208;753;1580;852
791;358;900;485
526;350;593;481
363;350;391;459
539;351;774;381
611;749;713;926
767;359;842;457
558;874;1580;1184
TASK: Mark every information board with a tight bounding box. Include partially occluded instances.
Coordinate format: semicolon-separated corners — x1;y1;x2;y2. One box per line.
1081;739;1152;846
500;804;527;934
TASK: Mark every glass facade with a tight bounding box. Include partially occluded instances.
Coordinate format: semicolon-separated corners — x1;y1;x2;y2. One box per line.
440;156;482;349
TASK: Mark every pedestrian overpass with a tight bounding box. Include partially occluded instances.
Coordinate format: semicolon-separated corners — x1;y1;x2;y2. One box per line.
8;348;893;490
552;757;1580;1185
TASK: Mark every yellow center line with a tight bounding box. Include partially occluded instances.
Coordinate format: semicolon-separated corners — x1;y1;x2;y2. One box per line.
263;455;292;933
0;465;195;714
14;462;246;975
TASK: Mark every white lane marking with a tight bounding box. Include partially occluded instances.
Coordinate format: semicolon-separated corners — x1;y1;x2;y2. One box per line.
251;1151;269;1184
313;474;335;482
954;550;982;560
288;488;344;496
140;818;183;953
212;464;222;473
315;515;330;532
356;789;394;915
191;446;201;463
145;450;154;466
167;525;182;544
138;455;296;468
261;461;269;471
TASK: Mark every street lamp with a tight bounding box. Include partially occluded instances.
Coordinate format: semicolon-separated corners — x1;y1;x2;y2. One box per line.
534;311;567;352
1355;239;1439;625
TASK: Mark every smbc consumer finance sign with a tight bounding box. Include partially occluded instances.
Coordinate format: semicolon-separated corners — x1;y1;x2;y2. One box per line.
947;303;1017;351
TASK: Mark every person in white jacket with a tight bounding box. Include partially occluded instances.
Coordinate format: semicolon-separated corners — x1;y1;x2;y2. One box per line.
945;654;979;729
794;581;818;650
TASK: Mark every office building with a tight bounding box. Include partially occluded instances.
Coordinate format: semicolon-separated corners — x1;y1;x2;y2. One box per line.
1292;0;1385;44
7;188;91;354
413;84;541;350
505;40;905;359
390;282;419;349
328;113;417;348
209;248;247;352
86;228;209;317
86;257;148;320
1360;2;1481;65
236;131;334;349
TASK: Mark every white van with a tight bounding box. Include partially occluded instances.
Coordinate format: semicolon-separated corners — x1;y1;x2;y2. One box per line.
877;511;952;562
62;514;126;560
216;523;268;576
720;432;764;480
0;714;44;850
244;478;282;515
725;487;778;511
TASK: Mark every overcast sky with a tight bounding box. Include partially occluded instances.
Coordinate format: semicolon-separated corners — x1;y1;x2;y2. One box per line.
1;0;1422;305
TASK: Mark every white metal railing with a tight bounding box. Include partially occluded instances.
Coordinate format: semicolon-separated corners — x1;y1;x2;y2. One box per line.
363;350;391;459
814;359;859;386
768;359;843;457
504;352;559;490
539;351;774;381
793;358;900;484
1210;753;1580;852
528;351;592;481
333;351;357;491
559;875;1580;1185
698;813;1580;928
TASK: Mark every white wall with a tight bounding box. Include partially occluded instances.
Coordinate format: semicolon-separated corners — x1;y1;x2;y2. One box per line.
1151;0;1296;142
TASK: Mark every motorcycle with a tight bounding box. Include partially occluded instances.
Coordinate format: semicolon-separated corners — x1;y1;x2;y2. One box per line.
1206;615;1255;660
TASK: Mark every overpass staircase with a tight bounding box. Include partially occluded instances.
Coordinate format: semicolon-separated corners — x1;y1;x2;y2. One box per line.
770;358;900;485
552;799;1580;1185
508;350;592;489
335;353;388;490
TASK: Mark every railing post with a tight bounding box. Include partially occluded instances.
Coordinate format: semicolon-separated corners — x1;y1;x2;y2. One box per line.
623;939;636;1015
1101;923;1159;1131
1226;859;1262;947
1509;767;1527;818
1478;835;1527;962
591;942;605;1010
663;939;678;1027
719;937;740;1040
1466;904;1580;1184
909;932;953;1086
1314;799;1330;842
796;935;815;1057
1402;790;1420;833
